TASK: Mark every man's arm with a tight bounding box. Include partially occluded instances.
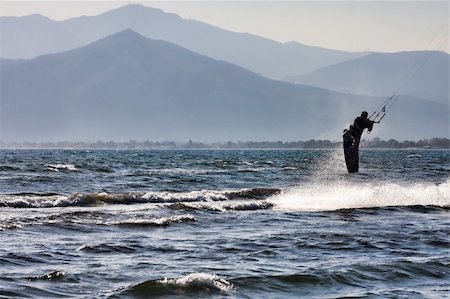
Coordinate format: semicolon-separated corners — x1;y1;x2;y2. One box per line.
367;120;375;132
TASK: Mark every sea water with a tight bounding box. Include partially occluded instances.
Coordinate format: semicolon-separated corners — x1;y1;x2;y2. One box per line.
0;149;449;298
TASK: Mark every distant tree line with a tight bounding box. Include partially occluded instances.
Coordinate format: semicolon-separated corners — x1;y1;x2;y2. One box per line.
361;137;450;149
0;138;449;149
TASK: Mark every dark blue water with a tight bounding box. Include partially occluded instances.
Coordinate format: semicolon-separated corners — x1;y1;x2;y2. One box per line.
1;149;449;298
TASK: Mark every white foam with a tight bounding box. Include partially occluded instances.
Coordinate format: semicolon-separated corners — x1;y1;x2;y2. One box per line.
142;190;229;202
269;180;450;212
76;244;87;251
153;215;196;225
47;164;77;172
282;166;297;171
0;194;71;208
107;214;196;226
158;273;234;293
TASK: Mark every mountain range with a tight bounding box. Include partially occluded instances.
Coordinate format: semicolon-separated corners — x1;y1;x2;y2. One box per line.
285;51;449;104
1;30;448;142
0;4;365;79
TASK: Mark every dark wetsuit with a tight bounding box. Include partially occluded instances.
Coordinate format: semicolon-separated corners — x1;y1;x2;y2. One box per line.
349;117;374;148
343;115;374;173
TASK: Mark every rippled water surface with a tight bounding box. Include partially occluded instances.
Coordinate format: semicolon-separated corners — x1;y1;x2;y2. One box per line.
0;149;449;298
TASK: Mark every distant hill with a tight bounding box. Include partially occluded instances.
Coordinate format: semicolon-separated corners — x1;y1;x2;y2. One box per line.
1;30;447;142
0;14;81;58
284;51;449;104
0;4;365;79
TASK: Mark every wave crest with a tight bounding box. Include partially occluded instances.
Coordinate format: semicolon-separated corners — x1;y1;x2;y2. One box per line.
158;273;234;292
119;273;234;297
27;271;66;281
269;180;450;212
109;215;196;227
0;188;280;208
46;164;77;172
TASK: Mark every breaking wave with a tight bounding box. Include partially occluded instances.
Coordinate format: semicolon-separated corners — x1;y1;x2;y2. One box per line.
168;201;273;212
269;180;450;212
0;188;280;208
46;164;77;172
108;215;197;227
0;212;197;231
117;273;234;297
158;273;233;292
27;271;66;281
115;257;448;298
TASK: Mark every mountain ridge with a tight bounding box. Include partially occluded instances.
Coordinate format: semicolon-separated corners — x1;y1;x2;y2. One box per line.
1;30;447;142
284;51;449;104
0;4;366;79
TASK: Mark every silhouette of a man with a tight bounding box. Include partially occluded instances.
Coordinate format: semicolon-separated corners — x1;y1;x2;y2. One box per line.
348;111;375;149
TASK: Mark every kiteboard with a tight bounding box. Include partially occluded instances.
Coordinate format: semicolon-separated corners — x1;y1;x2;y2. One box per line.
343;130;359;173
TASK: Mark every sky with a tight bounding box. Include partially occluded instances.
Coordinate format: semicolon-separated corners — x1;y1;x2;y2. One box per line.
0;1;448;53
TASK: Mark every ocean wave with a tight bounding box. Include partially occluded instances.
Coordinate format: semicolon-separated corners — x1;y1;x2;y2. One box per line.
227;188;280;200
231;258;448;291
0;252;48;266
224;201;273;211
158;273;233;292
116;259;446;298
108;215;196;227
76;244;139;254
168;202;223;212
46;164;77;172
0;222;24;231
117;273;234;297
269;180;450;212
353;259;449;281
168;201;273;212
0;194;74;208
0;211;196;231
27;270;66;281
0;188;280;208
282;166;297;171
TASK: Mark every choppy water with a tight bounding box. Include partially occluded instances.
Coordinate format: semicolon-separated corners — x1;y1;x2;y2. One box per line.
0;149;449;298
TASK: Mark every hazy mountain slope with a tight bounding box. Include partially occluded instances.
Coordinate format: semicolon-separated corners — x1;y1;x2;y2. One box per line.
0;14;81;58
285;51;449;104
1;30;447;142
0;4;365;79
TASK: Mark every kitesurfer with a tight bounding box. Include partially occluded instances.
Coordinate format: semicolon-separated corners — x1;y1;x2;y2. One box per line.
343;111;376;173
347;111;375;149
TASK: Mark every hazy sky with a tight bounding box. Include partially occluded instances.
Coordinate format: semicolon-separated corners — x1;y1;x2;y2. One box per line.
1;1;448;53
